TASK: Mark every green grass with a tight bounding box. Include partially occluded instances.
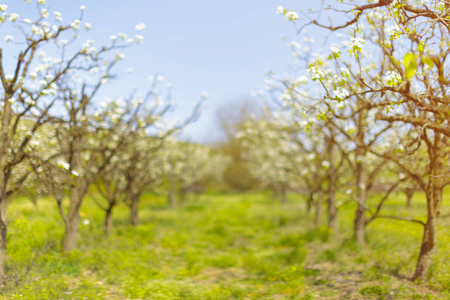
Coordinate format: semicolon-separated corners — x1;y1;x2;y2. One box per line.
300;188;450;299
1;190;449;299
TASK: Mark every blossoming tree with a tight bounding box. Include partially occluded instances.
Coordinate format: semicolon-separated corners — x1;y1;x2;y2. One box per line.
278;0;450;280
0;0;132;275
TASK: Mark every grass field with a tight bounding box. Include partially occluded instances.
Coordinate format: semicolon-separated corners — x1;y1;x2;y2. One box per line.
1;190;449;299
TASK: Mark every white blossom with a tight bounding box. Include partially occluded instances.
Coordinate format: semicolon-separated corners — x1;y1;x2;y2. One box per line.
383;70;402;86
285;11;298;21
117;32;127;40
386;24;401;39
40;9;48;19
276;5;284;14
322;161;331;168
287;41;301;50
343;37;365;50
334;87;350;99
135;22;146;31
307;66;325;81
58;39;68;47
71;20;81;30
58;161;70;170
54;12;62;21
9;13;19;22
41;21;50;31
330;44;340;54
135;34;144;44
32;25;44;36
24;95;35;105
115;53;125;61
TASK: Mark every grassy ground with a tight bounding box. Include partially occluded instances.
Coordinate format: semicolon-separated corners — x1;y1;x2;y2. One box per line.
1;190;449;299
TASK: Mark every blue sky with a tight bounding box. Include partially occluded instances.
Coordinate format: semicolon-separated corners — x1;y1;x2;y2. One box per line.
1;0;321;143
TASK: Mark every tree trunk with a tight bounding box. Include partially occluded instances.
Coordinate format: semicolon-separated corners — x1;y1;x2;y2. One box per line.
62;214;79;252
412;150;443;282
104;205;114;235
306;192;314;214
405;188;414;208
0;94;12;278
280;184;287;203
327;137;338;233
413;213;437;281
30;194;38;211
169;178;176;208
314;189;323;227
354;179;367;246
411;130;445;281
0;229;5;279
130;196;139;226
62;187;84;252
354;105;367;246
0;200;7;279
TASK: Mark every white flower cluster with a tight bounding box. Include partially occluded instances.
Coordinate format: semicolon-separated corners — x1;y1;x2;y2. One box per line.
307;66;326;81
135;22;146;31
276;5;298;21
342;37;365;51
386;24;401;40
54;11;62;21
383;70;402;86
333;87;350;100
9;13;19;22
330;44;340;54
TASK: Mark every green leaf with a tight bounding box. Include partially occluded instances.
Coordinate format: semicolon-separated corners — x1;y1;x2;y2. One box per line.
422;56;434;69
403;53;417;80
418;42;425;52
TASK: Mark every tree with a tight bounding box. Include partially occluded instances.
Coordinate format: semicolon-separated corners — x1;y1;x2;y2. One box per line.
2;2;146;254
239;113;307;204
215;99;262;191
164;138;227;207
89;93;171;233
278;0;450;280
0;1;127;275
